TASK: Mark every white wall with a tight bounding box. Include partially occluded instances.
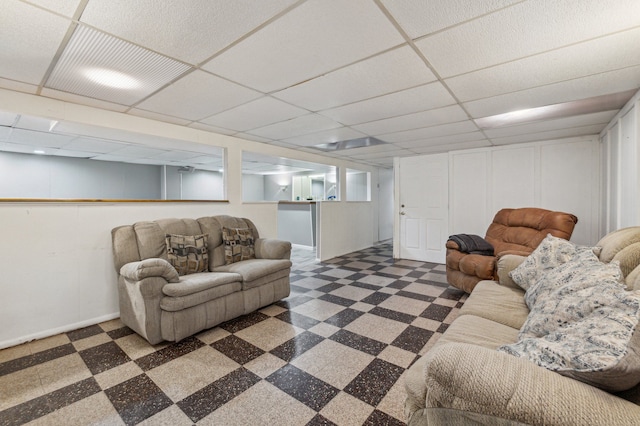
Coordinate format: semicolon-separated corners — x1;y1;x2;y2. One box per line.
449;137;601;246
0;89;380;348
600;89;640;233
377;167;394;241
242;174;265;202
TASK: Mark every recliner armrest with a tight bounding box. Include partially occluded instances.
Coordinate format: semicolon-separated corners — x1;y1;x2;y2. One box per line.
255;238;292;260
120;258;179;283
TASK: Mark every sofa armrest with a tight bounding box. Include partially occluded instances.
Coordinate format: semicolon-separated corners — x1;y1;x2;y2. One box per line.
255;238;292;260
495;254;527;290
120;258;179;283
424;343;640;426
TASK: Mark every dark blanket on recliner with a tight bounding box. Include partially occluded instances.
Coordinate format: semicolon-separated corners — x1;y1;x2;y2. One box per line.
448;234;494;256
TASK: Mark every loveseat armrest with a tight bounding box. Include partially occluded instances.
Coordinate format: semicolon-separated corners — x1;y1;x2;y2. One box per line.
424;343;640;426
120;258;179;283
255;238;292;260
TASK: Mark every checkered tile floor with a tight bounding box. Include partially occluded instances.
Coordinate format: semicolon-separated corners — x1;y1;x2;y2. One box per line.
0;243;467;426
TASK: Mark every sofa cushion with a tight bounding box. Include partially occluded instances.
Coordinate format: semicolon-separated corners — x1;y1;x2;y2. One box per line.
166;233;209;275
509;233;578;291
499;255;640;392
213;258;292;286
162;272;242;297
161;277;242;311
459;281;528;330
222;227;256;264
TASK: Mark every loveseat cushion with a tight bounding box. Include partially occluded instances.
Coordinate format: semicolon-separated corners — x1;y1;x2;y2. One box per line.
213;258;292;288
161;272;242;312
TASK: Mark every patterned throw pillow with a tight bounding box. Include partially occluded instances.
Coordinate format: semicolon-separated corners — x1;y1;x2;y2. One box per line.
499;256;640;392
508;234;577;291
222;227;255;265
165;234;209;276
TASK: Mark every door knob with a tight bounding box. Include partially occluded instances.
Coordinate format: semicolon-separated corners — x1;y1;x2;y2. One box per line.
400;211;406;215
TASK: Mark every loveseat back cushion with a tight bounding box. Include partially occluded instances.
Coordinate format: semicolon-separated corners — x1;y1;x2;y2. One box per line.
112;225;142;271
197;215;260;270
485;208;578;255
133;221;169;261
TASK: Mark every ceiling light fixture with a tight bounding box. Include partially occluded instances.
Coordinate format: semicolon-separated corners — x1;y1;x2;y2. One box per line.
48;120;59;132
83;68;140;89
33;150;45;154
311;136;387;151
474;89;636;130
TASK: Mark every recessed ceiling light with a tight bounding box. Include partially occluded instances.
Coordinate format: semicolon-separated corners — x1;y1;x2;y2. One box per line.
83;68;140;89
311;136;387;151
33;150;45;154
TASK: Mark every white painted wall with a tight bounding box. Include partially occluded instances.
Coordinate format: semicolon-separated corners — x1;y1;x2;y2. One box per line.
600;89;640;234
0;89;380;348
449;137;601;246
377;167;394;241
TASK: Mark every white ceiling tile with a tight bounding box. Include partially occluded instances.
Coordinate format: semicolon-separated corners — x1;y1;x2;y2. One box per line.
352;105;469;135
14;115;56;132
150;150;201;161
136;70;262;121
484;111;618;139
0;77;39;94
463;65;640;118
90;154;136;162
40;88;130;113
127;109;192;126
109;145;168;158
80;0;298;64
247;114;342;140
62;137;129;154
379;120;478;143
380;0;520;39
396;131;487;149
272;46;435;111
0;111;18;126
490;125;607;146
202;0;405;92
320;83;456;125
283;127;366;147
416;0;640;77
9;128;74;147
49;149;95;158
189;155;224;165
201;96;308;132
447;27;640;102
0;141;38;154
1;2;71;84
24;0;82;17
411;140;492;154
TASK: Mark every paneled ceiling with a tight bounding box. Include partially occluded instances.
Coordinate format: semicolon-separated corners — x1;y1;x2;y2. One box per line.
1;0;640;169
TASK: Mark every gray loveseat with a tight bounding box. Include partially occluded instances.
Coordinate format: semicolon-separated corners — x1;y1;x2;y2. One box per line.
111;215;291;345
405;226;640;425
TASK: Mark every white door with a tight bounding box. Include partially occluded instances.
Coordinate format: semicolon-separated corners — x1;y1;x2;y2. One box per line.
397;154;449;263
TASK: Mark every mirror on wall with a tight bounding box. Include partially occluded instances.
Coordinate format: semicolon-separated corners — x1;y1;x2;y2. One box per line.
0;110;225;200
242;152;337;202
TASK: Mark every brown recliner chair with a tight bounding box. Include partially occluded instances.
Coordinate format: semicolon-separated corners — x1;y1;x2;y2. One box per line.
446;207;578;293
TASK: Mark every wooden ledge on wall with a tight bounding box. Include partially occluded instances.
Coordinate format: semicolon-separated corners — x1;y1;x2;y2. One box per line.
0;198;230;203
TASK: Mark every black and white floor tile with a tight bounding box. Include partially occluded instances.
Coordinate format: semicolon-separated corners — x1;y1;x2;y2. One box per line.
0;243;467;425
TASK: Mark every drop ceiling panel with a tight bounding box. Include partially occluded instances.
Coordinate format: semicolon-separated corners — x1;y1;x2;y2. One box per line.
416;0;640;78
109;145;168;158
272;46;436;111
202;0;405;92
282;127;366;147
136;70;262;121
62;137;129;154
0;111;17;126
39;88;130;113
150;150;201;161
352;105;469;136
247;113;342;140
80;0;298;64
23;0;83;17
0;141;40;154
9;129;74;148
320;82;456;125
447;27;640;102
201;96;308;132
396;131;487;149
380;0;520;39
1;2;71;85
464;65;640;118
380;120;478;144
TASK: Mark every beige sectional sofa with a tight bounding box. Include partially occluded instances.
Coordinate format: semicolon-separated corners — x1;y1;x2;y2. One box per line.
111;215;291;345
405;227;640;425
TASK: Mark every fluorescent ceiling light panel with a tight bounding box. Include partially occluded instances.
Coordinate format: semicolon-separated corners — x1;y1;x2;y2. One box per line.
475;89;636;129
45;25;191;106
